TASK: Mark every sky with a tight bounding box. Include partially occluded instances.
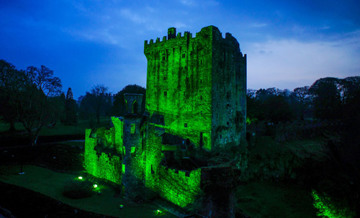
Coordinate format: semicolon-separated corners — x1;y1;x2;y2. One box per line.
0;0;359;99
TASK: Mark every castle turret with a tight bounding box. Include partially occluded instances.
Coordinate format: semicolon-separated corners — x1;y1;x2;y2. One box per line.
168;27;176;39
124;93;143;115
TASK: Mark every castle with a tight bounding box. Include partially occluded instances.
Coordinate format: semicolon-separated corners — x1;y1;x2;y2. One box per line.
84;25;247;210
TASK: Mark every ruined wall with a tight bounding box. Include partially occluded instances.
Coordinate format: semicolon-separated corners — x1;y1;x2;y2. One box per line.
111;116;125;154
144;124;165;189
157;166;201;208
84;129;122;184
143;124;202;207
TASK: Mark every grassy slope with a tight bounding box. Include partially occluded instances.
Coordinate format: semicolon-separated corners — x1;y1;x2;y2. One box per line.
235;136;326;217
236;181;317;218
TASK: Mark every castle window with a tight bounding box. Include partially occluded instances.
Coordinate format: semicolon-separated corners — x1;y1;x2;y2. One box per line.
122;164;126;173
182;53;185;58
132;100;138;114
164;91;167;97
227;122;230;126
131;123;136;134
184;123;188;127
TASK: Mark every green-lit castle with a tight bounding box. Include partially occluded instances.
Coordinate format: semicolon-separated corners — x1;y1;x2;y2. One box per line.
84;25;247;210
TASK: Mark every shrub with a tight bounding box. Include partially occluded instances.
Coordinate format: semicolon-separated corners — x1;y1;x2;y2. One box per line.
62;179;94;199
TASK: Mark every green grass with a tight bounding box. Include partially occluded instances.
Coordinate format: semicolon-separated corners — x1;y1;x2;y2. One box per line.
245;136;327;181
39;118;111;136
0;165;175;218
236;181;317;218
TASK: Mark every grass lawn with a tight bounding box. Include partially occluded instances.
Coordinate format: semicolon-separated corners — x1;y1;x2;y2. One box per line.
236;181;317;218
0;165;175;218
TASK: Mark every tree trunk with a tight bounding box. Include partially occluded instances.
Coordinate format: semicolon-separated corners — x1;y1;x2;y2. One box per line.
8;121;16;132
27;127;41;146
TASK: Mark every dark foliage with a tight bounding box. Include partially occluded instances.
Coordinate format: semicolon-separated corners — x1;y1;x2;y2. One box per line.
62;87;78;125
0;60;63;145
63;179;94;199
78;85;112;124
246;88;294;123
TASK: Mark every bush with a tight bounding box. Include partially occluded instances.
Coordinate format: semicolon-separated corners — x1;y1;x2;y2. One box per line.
62;179;94;199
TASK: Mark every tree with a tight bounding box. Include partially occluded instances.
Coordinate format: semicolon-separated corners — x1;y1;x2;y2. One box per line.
291;86;310;120
0;60;25;131
16;65;62;145
263;95;294;123
79;85;112;124
63;87;78;125
309;78;342;120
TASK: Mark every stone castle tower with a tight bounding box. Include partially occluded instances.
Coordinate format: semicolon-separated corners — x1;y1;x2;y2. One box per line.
84;26;247;213
144;25;247;151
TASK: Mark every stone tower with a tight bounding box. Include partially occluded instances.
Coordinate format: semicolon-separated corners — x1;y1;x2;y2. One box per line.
121;93;144;195
144;25;247;152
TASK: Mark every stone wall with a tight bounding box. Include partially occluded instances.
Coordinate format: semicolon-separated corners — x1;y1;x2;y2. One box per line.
144;27;213;149
84;129;122;184
156;166;201;208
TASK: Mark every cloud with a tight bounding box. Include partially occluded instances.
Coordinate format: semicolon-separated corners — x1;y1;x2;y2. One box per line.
178;0;219;7
250;23;267;28
119;8;147;24
179;0;196;6
246;30;360;90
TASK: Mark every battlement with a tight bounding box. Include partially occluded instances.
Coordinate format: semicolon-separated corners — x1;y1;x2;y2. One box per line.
144;28;194;46
162;165;201;178
144;25;242;54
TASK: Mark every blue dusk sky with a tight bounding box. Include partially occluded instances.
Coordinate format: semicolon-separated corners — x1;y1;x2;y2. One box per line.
1;0;359;98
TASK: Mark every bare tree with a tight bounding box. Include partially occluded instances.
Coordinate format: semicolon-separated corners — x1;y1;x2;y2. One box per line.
91;85;110;124
16;65;62;145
